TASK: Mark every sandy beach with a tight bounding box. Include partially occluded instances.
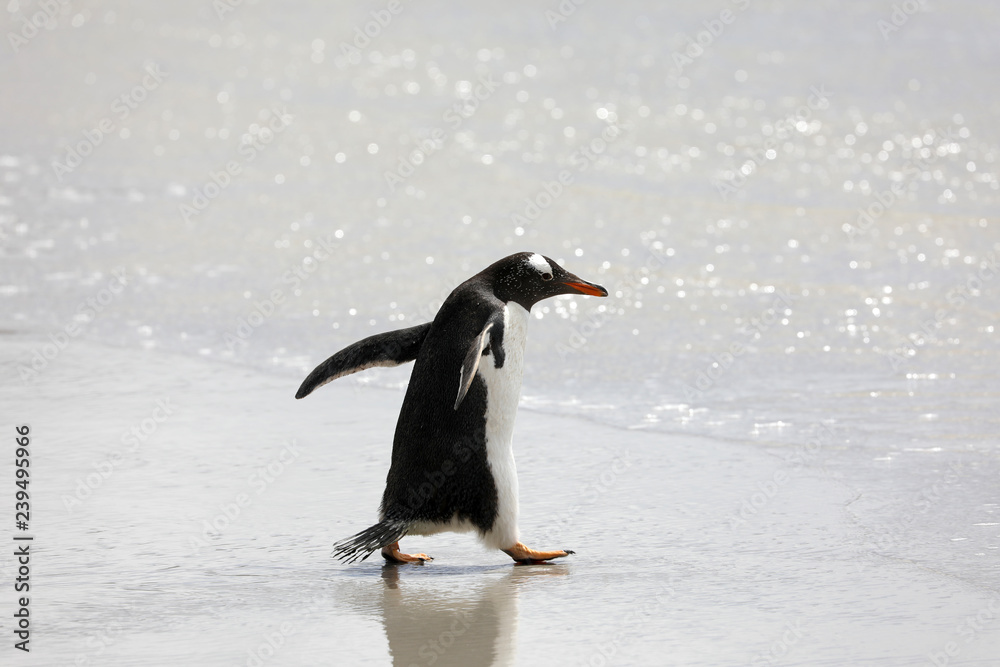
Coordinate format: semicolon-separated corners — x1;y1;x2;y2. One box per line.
2;335;997;665
2;0;999;664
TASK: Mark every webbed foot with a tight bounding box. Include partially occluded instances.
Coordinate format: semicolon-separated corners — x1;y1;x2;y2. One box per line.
502;542;574;565
381;541;433;563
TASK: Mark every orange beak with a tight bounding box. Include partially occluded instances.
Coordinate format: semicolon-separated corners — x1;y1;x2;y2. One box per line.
563;281;609;297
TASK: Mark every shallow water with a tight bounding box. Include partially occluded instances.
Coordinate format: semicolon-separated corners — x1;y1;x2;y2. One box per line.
2;0;999;665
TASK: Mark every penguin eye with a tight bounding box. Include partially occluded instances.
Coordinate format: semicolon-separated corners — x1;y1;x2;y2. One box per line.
541;272;553;281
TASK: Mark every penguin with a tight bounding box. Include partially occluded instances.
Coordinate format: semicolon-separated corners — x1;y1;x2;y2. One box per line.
296;252;608;564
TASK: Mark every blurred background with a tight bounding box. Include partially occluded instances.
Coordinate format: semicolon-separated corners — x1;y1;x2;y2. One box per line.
3;1;998;412
2;1;999;665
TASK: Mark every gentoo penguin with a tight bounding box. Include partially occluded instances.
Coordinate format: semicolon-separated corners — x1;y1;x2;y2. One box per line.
296;252;608;564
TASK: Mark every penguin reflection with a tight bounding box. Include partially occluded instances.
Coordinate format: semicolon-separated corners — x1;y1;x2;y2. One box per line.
377;564;567;667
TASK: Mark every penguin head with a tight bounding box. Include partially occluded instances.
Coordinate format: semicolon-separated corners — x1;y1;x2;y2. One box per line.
487;252;609;310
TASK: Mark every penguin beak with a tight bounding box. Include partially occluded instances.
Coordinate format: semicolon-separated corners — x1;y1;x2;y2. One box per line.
562;278;609;297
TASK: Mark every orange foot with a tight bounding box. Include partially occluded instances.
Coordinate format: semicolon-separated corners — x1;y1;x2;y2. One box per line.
381;541;433;564
502;542;574;565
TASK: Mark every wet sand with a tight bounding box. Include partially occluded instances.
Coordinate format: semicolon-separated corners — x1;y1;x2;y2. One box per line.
3;338;998;666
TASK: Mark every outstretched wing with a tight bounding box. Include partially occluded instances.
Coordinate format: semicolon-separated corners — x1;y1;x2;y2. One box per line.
295;323;431;399
453;311;506;410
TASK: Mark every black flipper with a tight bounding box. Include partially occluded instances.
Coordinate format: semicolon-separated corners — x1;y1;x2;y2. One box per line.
454;322;492;410
295;323;431;399
332;519;412;564
453;311;506;410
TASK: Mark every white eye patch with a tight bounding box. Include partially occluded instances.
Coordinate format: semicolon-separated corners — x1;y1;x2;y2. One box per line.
527;253;552;275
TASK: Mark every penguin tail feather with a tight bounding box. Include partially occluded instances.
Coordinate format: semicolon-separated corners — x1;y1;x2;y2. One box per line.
332;519;411;564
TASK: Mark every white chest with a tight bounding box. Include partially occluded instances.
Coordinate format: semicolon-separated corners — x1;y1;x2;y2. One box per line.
478;303;528;435
475;302;529;547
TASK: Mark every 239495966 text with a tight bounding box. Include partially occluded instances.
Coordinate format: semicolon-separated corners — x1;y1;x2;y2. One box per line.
13;424;33;653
